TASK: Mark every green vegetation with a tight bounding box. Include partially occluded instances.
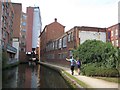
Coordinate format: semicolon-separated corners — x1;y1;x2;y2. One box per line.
73;40;119;77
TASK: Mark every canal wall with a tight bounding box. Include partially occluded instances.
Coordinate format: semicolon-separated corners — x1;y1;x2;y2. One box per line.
2;60;20;70
39;62;81;88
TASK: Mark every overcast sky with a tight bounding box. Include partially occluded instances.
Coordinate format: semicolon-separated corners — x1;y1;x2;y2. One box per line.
11;0;119;31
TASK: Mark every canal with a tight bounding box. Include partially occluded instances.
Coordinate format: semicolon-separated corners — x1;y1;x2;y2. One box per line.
2;63;71;88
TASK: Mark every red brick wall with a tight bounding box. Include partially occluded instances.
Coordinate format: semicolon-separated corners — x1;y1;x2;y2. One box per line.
19;52;27;62
12;3;22;38
26;7;34;52
40;19;65;62
107;24;119;47
46;19;64;42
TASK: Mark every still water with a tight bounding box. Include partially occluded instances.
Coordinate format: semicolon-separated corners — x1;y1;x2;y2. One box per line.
2;63;70;88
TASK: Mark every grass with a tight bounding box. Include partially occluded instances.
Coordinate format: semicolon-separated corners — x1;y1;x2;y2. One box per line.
95;77;120;84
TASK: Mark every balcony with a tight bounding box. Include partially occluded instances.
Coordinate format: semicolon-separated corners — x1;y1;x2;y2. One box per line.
6;44;17;53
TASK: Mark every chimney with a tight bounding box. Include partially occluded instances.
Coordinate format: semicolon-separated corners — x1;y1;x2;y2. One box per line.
55;18;57;22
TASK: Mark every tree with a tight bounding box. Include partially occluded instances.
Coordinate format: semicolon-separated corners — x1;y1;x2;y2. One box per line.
73;40;118;69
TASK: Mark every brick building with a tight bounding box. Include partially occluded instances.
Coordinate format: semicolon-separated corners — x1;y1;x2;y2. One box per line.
0;1;18;68
19;12;27;62
40;18;107;66
26;7;42;60
26;7;34;54
12;3;22;62
40;18;65;62
107;23;120;48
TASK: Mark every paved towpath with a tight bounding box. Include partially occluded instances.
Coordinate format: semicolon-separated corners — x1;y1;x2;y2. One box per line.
40;62;119;89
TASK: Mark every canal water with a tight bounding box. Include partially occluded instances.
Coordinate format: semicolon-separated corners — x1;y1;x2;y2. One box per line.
2;63;70;88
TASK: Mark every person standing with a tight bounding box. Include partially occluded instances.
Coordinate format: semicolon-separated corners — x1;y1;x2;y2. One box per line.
66;56;76;75
76;58;81;75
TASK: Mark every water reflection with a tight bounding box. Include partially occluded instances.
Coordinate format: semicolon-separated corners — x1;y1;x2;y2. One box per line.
2;63;70;88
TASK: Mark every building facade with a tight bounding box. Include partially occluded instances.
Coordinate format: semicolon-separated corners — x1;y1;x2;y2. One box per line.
26;7;42;59
118;1;120;23
40;18;65;62
40;21;107;66
12;3;22;62
1;1;17;68
107;24;120;48
78;26;106;44
19;12;27;62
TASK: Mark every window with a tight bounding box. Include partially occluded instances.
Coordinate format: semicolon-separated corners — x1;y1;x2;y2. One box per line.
111;31;114;37
22;29;26;32
62;36;67;48
21;42;25;46
50;43;52;50
47;44;49;51
2;16;4;22
68;34;70;42
52;42;54;50
115;29;118;36
55;40;58;49
2;3;4;9
59;39;62;49
22;14;27;19
22;22;26;26
21;48;25;52
71;32;73;41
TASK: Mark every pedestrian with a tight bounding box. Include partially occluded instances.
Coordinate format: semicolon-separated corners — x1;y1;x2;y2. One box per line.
76;58;81;75
66;56;76;75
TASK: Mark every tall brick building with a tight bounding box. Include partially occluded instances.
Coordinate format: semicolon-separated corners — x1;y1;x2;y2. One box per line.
19;12;27;62
12;3;22;62
26;7;42;59
0;1;18;67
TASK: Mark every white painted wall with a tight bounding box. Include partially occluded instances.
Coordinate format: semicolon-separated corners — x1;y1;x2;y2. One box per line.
12;40;19;61
32;7;42;48
79;31;106;44
118;1;120;23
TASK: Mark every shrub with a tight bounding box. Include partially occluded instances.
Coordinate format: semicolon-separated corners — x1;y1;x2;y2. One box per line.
82;63;119;77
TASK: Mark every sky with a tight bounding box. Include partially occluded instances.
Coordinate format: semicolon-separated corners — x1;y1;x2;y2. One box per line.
11;0;120;31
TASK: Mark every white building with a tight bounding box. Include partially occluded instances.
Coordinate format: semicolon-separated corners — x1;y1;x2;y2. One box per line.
118;1;120;23
32;7;42;49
